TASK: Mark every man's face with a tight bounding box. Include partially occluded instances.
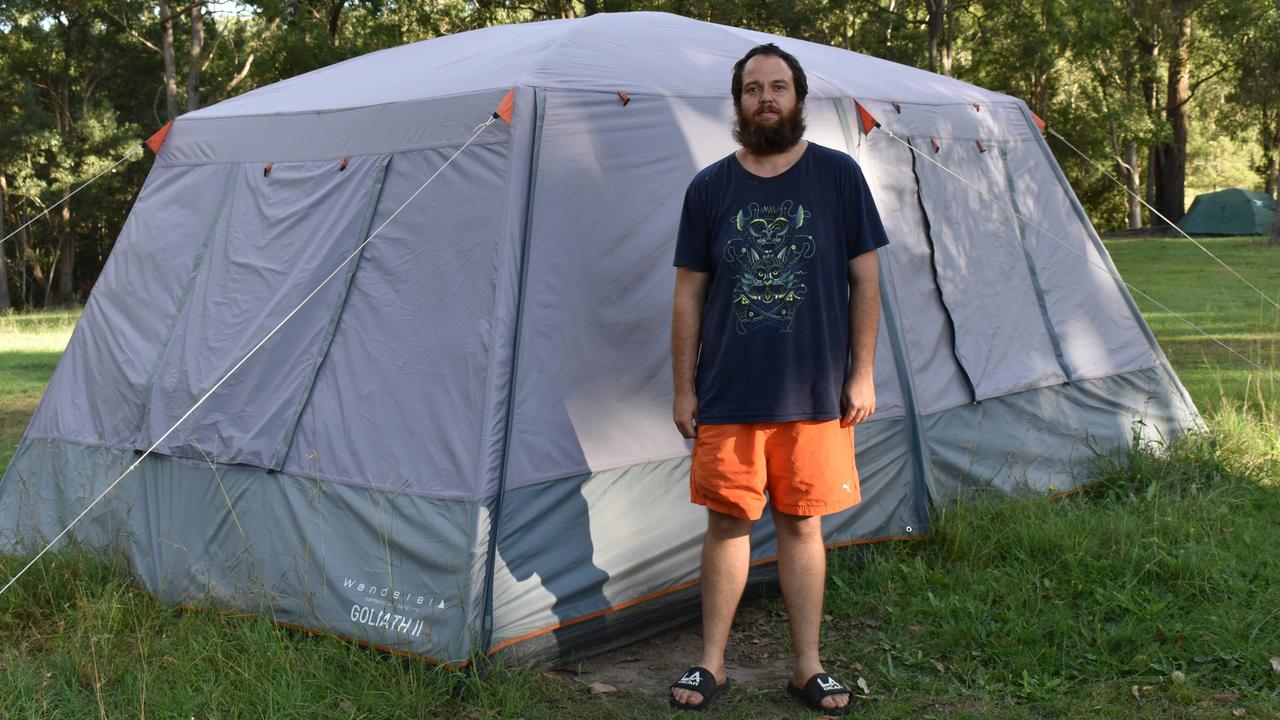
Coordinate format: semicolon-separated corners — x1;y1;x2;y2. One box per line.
734;54;805;155
739;55;797;125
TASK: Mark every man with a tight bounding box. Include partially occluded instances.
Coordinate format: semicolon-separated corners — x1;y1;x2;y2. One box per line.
668;43;888;715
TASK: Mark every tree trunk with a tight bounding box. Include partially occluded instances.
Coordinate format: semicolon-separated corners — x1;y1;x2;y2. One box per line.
54;204;75;306
0;174;10;313
327;0;346;40
1153;1;1191;226
583;0;599;14
926;0;952;76
187;0;204;112
20;221;46;306
1266;112;1279;198
1127;140;1143;229
1138;29;1159;221
1270;184;1280;247
160;0;179;120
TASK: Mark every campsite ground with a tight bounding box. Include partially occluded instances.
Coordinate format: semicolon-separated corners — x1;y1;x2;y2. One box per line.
2;237;1279;718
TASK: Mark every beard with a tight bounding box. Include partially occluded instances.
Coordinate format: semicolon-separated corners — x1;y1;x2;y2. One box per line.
733;102;806;155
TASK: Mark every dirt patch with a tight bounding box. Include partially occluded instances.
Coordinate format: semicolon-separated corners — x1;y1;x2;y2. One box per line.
552;601;803;698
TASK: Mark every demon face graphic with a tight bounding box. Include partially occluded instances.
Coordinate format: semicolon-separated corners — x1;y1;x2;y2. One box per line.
723;200;816;333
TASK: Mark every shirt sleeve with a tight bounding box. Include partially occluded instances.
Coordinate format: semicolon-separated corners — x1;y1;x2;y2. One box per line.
845;160;891;260
673;176;712;271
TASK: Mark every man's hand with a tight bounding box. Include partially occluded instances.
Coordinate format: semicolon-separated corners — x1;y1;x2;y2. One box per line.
841;373;876;427
674;388;699;438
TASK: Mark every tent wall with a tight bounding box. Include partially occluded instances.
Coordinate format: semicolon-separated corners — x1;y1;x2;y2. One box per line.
0;439;481;661
22;164;234;447
161;91;514;165
487;415;930;659
142;155;390;469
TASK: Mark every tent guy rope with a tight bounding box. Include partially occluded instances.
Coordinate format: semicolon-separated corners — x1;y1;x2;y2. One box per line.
0;111;505;599
0;145;145;251
876;126;1280;382
1045;126;1280;313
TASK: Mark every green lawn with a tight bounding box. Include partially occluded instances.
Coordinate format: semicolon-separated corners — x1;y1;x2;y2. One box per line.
0;309;79;472
1108;236;1280;416
1;238;1279;718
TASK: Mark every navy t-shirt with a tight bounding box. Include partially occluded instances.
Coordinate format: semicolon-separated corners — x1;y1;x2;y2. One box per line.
674;142;890;424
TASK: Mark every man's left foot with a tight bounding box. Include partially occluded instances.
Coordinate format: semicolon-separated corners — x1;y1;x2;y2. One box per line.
787;672;851;715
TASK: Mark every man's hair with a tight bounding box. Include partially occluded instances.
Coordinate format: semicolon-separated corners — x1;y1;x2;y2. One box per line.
731;43;809;107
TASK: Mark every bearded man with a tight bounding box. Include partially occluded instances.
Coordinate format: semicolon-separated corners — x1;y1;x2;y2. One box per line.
668;43;889;715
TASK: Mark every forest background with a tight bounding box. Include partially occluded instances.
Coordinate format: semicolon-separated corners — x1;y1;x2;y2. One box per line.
1;0;1278;311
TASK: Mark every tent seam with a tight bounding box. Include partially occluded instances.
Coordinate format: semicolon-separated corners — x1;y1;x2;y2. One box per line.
273;155;393;470
833;97;936;528
907;136;978;404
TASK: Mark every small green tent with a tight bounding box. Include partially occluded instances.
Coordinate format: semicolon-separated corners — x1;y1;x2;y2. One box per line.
1176;188;1277;236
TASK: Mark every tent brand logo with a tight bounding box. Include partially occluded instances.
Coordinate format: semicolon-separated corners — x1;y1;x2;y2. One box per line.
341;576;445;608
349;604;428;638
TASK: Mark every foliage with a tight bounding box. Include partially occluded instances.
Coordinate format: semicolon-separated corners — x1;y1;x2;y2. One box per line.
1;0;1277;307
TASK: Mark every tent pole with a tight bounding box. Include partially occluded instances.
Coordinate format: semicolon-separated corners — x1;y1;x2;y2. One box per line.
833;98;936;526
481;86;546;654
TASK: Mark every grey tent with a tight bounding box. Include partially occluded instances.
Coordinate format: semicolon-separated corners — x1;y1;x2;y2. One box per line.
0;12;1199;664
1176;188;1277;236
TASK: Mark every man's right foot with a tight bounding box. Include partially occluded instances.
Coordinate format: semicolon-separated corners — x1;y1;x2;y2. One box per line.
670;665;730;711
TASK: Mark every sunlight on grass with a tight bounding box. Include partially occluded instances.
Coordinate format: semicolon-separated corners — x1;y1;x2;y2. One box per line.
0;308;81;352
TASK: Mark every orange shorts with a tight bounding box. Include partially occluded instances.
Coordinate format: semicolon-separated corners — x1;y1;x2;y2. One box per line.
690;419;860;521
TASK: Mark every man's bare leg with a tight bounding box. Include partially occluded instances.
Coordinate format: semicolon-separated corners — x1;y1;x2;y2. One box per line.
773;508;849;711
671;509;752;707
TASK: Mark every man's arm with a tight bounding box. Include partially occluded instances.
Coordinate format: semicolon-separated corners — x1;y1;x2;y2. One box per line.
841;250;880;426
672;267;709;438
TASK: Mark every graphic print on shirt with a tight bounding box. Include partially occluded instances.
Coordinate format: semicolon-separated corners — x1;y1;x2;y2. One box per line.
723;200;815;333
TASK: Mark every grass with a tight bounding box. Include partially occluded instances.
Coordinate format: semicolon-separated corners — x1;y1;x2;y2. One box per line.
2;238;1280;717
0;309;79;472
1107;236;1280;416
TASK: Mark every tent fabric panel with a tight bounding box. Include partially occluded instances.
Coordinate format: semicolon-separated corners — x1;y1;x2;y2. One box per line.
859;100;1038;143
488;415;926;649
505;90;715;489
283;142;515;499
830;98;909;422
0;438;481;663
142;155;390;470
474;86;541;501
993;145;1072;378
187;13;1011;121
0;440;133;552
911;136;1067;400
922;366;1198;499
505;91;903;490
23;164;234;447
161;91;513;165
1000;142;1157;381
854;132;978;414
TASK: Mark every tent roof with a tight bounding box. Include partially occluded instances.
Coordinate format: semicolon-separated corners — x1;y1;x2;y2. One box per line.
190;11;1013;120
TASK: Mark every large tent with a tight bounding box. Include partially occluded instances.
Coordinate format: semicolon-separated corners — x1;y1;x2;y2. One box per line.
1176;188;1276;236
0;12;1198;664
